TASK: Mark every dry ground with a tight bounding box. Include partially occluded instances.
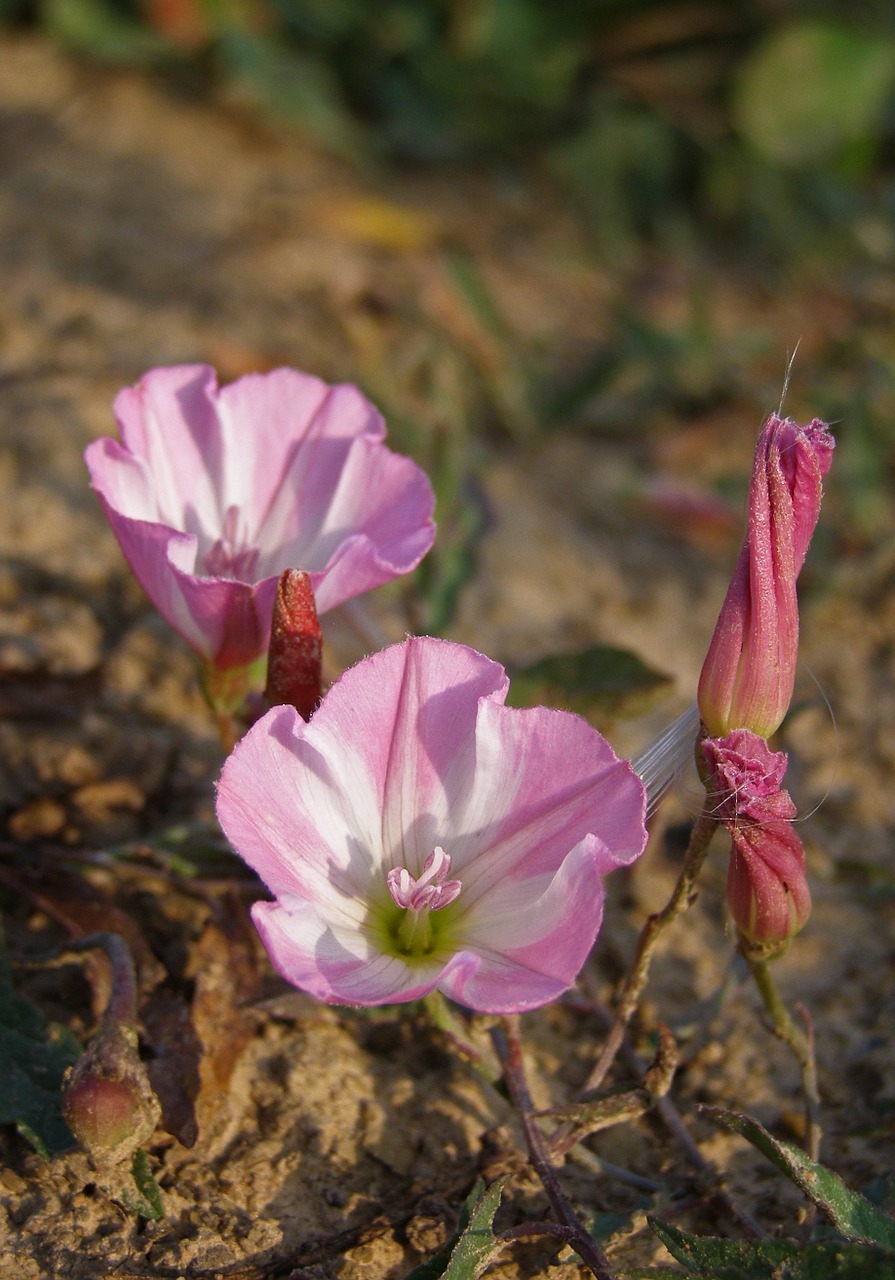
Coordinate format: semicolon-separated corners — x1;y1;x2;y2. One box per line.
0;34;893;1279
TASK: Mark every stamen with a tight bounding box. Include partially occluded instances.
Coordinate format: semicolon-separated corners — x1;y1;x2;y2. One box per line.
387;846;462;913
203;505;261;580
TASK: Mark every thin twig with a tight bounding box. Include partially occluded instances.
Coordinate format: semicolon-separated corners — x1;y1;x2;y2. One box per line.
492;1018;620;1280
585;809;719;1092
573;991;767;1239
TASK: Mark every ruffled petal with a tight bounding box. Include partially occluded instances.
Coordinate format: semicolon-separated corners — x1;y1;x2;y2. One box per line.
446;699;646;899
112;365;223;536
88;367;436;673
298;638;509;875
217;638;650;1014
215;370;354;534
443;837;607;1013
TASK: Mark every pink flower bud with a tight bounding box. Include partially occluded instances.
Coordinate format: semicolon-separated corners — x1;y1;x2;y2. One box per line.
726;818;811;948
702;728;811;948
62;1024;160;1165
698;415;834;738
264;570;323;721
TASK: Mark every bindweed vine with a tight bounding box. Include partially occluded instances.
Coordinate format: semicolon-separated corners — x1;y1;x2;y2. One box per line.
2;363;858;1280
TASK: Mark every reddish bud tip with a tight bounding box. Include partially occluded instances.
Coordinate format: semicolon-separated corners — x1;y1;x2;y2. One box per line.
264;570;323;720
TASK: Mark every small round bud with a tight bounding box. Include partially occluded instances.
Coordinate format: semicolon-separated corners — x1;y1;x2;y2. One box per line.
62;1025;160;1165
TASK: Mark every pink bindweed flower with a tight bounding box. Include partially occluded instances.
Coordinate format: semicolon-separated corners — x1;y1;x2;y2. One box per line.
85;365;435;709
698;414;834;739
215;637;648;1013
702;729;811;947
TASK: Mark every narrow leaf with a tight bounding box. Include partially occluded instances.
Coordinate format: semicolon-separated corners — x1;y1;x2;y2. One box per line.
404;1178;507;1280
126;1149;165;1220
704;1107;895;1248
648;1217;895;1279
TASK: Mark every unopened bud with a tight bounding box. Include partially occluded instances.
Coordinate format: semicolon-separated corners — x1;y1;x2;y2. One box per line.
702;728;811;950
63;1023;160;1165
264;570;322;720
698;414;834;739
727;817;811;949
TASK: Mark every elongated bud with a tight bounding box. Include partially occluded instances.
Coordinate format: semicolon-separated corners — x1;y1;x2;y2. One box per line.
698;415;834;739
702;729;811;950
264;570;322;721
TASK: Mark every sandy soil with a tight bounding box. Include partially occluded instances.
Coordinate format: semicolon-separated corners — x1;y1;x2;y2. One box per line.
0;34;893;1279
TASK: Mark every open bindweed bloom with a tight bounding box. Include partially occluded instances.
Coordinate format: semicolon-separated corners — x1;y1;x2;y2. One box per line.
702;729;811;948
215;637;648;1013
85;365;435;713
698;414;834;739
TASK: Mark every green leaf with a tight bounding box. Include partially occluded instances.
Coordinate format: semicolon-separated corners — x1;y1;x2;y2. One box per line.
506;646;672;722
121;1149;165;1221
403;1178;507;1280
42;0;171;63
218;30;368;164
704;1108;895;1248
732;22;895;169
0;935;80;1156
647;1218;895;1279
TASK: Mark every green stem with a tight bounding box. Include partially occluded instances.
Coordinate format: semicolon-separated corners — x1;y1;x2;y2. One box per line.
742;944;821;1162
583;808;718;1093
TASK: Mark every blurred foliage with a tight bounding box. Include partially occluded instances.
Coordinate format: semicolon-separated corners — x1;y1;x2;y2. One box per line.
506;646;672;728
5;0;895;259
4;0;895;564
0;932;79;1158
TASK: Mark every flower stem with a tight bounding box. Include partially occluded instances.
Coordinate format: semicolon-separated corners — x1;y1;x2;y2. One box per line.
584;809;718;1093
215;711;239;755
492;1018;620;1280
741;943;821;1162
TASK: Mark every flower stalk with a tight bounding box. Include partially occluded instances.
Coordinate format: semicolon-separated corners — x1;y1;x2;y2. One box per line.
58;933;160;1166
741;942;821;1162
583;806;718;1093
492;1018;620;1280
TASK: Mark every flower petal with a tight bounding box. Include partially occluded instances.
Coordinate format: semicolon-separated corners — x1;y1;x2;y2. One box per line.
217;703;383;907
252;901;447;1005
290;638;510;874
112;365;224;535
445;698;646;900
216;638;650;1014
88;366;436;676
442;837;608;1013
82;469;277;666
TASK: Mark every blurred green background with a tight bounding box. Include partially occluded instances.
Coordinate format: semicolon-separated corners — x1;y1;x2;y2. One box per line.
3;0;895;630
6;0;895;257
